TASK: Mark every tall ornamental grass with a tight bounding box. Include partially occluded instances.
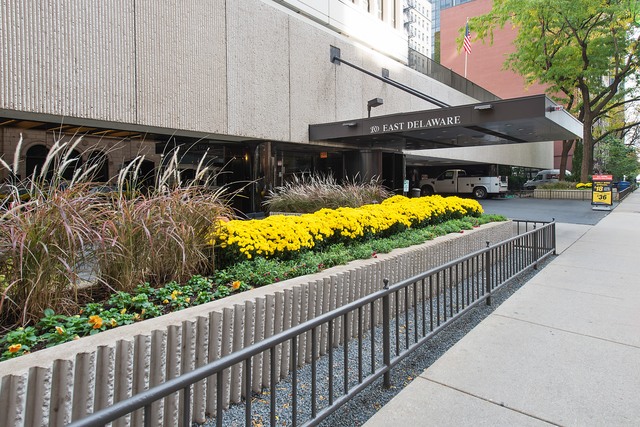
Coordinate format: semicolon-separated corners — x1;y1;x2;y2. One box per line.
263;174;393;213
0;136;231;327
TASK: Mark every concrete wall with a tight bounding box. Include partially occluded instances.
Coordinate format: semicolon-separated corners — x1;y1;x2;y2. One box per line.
0;222;513;427
0;0;475;145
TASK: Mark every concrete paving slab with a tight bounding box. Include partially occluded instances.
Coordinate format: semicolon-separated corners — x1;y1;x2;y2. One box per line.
492;282;640;347
542;245;637;274
522;263;640;298
554;223;592;254
421;315;640;427
364;376;553;427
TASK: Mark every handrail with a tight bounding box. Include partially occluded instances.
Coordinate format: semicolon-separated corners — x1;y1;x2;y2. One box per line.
69;221;556;427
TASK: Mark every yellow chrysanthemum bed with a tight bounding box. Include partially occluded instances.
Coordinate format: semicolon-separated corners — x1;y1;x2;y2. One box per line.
210;195;482;261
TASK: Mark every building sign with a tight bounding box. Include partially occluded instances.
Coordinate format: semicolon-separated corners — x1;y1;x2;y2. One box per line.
369;115;462;135
592;174;613;210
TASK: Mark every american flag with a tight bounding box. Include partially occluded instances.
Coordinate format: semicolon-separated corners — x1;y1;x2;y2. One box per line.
463;21;472;55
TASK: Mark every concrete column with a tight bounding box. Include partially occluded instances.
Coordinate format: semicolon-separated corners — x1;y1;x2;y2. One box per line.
205;311;222;415
131;335;151;427
296;284;309;367
25;366;52;427
163;325;182;425
230;306;245;404
262;294;276;387
241;301;255;400
251;298;265;393
93;345;115;412
273;291;285;379
149;329;167;426
280;289;293;378
220;308;233;409
71;352;95;423
113;338;134;427
49;358;74;426
0;373;27;427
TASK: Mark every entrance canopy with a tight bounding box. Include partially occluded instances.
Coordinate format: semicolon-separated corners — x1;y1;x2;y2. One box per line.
309;95;582;150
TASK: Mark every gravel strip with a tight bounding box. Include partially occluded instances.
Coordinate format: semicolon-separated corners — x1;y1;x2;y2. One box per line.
199;256;553;427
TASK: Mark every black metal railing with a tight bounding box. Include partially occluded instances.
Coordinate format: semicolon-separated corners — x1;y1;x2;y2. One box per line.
68;221;555;427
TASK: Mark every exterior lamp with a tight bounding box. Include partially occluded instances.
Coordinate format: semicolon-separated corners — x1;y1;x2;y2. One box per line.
367;98;384;118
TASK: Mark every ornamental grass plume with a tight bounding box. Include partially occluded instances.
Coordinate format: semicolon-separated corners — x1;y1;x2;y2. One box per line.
263;173;393;213
0;134;233;327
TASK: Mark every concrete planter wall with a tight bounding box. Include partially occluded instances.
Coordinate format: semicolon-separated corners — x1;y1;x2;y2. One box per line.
0;222;514;427
533;189;591;200
531;188;623;201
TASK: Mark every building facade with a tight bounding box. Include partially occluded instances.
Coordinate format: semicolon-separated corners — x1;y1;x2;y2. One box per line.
0;0;570;213
404;0;433;58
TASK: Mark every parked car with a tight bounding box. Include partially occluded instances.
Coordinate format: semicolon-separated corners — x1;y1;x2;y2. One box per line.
523;169;571;190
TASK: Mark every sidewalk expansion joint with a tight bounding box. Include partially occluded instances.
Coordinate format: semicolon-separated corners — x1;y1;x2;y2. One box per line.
492;313;640;350
424;378;561;426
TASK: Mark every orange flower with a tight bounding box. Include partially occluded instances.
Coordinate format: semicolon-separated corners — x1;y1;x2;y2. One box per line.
8;343;21;353
55;326;65;335
232;280;241;291
88;315;103;329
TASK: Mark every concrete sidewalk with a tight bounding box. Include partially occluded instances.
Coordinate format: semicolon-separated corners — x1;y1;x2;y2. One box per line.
364;192;640;426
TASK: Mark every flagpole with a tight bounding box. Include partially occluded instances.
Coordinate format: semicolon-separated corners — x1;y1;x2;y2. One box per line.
464;17;469;78
464;51;468;78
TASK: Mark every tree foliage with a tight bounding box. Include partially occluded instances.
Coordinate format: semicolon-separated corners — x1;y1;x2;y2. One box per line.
469;0;640;181
596;136;640;181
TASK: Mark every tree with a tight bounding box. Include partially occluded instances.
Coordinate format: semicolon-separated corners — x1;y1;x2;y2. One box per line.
468;0;640;182
596;136;640;181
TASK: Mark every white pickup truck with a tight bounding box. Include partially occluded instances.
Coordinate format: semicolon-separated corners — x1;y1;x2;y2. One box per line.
419;169;508;199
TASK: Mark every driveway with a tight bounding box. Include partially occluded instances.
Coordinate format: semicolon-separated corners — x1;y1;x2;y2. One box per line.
479;196;612;225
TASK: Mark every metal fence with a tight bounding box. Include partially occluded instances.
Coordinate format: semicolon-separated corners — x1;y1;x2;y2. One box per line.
68;221;555;427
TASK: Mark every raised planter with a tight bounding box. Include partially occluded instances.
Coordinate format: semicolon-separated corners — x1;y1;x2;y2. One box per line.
0;221;515;427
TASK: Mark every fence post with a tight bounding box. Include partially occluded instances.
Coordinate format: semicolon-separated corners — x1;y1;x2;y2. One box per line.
551;219;557;255
382;278;391;388
484;242;491;306
533;226;539;270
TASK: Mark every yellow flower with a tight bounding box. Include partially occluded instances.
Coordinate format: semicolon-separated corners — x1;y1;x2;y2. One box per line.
185;297;191;303
8;343;21;353
120;308;126;314
163;299;169;304
110;318;118;327
232;280;241;290
88;315;103;329
55;326;65;335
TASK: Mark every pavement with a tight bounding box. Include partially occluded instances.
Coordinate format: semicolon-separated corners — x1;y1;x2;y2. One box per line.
364;191;640;426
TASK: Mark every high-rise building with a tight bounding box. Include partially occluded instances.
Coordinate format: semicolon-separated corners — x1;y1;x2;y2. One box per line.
404;0;433;58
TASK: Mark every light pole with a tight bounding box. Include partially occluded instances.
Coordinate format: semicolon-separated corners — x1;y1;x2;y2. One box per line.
367;98;383;118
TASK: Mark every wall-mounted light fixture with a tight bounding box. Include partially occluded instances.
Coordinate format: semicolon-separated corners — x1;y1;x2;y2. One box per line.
474;104;493;110
367;98;384;118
